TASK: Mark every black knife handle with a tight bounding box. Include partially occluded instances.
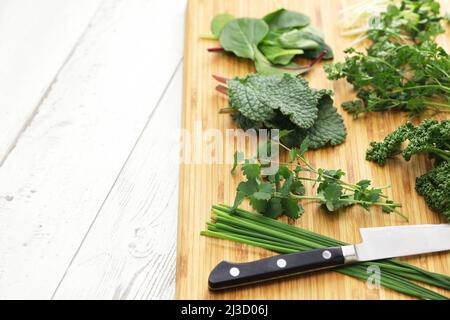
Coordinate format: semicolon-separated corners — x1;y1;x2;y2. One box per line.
208;247;345;291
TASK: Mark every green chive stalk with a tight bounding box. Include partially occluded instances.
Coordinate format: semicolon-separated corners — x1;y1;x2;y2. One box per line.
201;204;450;300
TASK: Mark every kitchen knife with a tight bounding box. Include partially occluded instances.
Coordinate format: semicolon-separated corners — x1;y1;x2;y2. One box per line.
208;224;450;291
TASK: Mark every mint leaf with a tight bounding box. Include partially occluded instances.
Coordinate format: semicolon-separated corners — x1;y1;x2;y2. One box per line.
228;74;319;128
306;95;347;149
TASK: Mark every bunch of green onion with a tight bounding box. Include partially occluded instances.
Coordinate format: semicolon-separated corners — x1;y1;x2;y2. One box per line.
201;204;450;300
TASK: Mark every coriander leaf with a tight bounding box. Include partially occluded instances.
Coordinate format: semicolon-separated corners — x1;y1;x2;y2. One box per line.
279;174;294;196
298;136;310;157
237;179;258;196
291;178;306;196
220;18;269;60
278;165;292;179
265;198;283;218
263;9;310;30
253;192;272;200
232;191;246;210
320;183;343;211
258;182;274;194
242;162;261;179
231;151;244;174
281;198;303;219
289;148;299;163
211;13;235;37
249;195;268;212
356;180;372;189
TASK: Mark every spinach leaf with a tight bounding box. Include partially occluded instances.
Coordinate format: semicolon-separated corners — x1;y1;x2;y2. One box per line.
254;49;307;77
219;18;269;60
258;44;304;65
279;27;334;59
263;8;310;30
211;13;234;37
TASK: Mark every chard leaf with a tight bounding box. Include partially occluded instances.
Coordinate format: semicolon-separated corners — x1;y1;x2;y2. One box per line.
259;44;304;65
254;48;307;77
263;9;310;30
211;13;235;37
219;18;269;60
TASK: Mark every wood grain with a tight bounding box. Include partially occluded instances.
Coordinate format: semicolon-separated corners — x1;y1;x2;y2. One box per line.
53;64;183;300
176;0;450;300
0;0;101;164
0;0;185;299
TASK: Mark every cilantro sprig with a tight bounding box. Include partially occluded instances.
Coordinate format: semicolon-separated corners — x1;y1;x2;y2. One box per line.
232;139;406;220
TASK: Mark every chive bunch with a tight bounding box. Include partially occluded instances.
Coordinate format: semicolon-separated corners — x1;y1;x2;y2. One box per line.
201;205;450;300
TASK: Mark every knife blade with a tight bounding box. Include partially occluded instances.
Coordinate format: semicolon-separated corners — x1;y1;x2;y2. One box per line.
208;224;450;291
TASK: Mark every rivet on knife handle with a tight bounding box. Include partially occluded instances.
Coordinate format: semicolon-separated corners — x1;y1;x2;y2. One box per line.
208;247;346;291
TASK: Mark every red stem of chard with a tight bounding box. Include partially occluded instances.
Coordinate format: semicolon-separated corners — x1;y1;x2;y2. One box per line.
283;50;328;71
207;47;225;52
212;74;230;84
216;85;229;96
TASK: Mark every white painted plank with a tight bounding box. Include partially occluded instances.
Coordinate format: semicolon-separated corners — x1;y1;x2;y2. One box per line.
53;65;182;300
0;0;185;299
0;0;101;164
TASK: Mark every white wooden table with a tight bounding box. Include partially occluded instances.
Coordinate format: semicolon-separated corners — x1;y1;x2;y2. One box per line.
0;0;186;299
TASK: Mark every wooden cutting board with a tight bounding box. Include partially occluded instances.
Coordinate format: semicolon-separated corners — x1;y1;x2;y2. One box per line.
176;0;450;299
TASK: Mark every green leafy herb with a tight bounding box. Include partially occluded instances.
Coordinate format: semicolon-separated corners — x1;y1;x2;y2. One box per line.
203;8;333;76
220;18;269;60
325;0;450;117
325;41;450;116
416;162;450;221
211;13;235;38
202;205;450;300
367;119;449;220
231;141;405;220
263;8;311;30
216;74;346;149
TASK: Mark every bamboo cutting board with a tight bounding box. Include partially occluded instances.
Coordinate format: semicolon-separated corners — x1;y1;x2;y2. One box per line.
176;0;450;299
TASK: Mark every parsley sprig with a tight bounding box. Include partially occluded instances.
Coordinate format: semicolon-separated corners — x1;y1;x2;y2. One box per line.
232;139;406;220
325;0;450;117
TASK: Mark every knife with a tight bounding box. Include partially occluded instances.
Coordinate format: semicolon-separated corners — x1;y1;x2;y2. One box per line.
208;224;450;291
